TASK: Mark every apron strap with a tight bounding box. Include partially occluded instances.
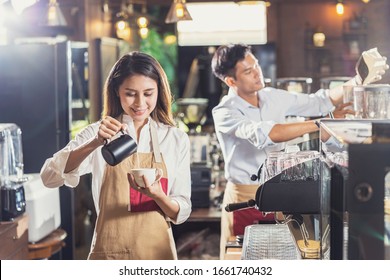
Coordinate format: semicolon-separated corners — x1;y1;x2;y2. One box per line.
150;120;162;163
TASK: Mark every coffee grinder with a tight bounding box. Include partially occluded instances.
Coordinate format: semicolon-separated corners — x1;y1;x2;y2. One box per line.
175;98;212;208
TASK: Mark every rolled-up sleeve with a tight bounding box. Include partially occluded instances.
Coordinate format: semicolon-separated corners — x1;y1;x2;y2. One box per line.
213;105;277;149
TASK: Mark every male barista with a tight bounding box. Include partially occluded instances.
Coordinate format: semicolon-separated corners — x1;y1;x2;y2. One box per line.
211;43;388;259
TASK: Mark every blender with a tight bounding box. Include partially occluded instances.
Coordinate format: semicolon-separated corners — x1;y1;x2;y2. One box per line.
0;123;27;221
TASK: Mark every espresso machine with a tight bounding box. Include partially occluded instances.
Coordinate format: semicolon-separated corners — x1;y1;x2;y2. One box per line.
0;123;27;221
226;151;328;259
319;119;390;260
175;98;212;208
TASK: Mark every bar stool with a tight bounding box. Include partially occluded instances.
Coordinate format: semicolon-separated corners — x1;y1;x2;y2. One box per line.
28;228;67;260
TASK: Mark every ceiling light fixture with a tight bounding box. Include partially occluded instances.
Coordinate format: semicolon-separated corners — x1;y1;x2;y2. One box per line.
336;0;344;15
165;0;192;24
136;4;148;28
45;0;67;26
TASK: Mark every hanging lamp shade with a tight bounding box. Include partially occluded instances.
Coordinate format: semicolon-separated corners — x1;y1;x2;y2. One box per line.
165;0;192;24
45;0;67;26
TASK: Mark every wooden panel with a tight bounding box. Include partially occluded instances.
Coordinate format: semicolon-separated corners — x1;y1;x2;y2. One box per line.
0;214;29;260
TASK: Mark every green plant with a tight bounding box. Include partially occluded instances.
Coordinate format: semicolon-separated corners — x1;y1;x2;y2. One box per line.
140;28;178;106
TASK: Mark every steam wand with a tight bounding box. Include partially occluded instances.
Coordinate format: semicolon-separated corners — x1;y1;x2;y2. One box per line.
224;199;256;212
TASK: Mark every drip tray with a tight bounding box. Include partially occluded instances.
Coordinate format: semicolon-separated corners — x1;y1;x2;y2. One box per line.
241;224;301;260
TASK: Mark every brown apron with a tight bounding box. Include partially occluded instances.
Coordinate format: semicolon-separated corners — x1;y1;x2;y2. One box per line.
220;181;275;260
88;121;177;260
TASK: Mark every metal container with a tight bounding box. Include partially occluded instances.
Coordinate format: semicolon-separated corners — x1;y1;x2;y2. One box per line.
241;224;300;260
101;131;137;166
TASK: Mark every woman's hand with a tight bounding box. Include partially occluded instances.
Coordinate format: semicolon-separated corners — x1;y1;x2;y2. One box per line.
127;173;165;199
127;172;179;220
96;116;127;145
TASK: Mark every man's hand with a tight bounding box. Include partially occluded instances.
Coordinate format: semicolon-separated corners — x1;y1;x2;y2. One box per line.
332;102;355;119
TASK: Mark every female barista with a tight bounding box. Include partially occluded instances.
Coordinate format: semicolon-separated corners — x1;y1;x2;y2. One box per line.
40;52;192;260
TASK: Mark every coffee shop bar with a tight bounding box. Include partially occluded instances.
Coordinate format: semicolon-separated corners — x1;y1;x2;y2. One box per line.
0;0;389;261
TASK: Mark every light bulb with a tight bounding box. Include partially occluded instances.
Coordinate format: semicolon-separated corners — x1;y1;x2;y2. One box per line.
336;2;344;15
313;32;326;47
116;20;127;31
176;3;184;18
137;16;148;28
139;27;148;39
164;35;177;45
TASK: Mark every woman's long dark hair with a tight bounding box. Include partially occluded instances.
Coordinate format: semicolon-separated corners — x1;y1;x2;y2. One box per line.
102;51;175;126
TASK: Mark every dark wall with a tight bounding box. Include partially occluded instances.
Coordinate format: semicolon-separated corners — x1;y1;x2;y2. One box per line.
269;0;390;87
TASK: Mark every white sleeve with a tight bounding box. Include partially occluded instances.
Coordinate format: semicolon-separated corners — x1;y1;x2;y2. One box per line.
40;124;98;188
285;89;335;117
168;132;192;225
213;104;277;149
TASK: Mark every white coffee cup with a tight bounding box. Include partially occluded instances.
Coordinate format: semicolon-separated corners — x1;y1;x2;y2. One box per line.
129;168;163;188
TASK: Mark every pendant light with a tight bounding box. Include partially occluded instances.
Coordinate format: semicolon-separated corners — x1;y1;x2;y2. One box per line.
336;0;344;15
165;0;192;24
45;0;67;26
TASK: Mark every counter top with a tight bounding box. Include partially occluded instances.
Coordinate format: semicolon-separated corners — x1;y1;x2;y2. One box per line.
224;236;242;260
188;207;222;222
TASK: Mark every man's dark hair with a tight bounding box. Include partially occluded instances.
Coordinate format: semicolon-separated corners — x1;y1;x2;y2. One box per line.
211;44;252;81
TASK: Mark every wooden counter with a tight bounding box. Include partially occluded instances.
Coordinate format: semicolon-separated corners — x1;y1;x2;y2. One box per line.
0;214;29;260
188;207;222;222
225;247;242;260
224;236;242;260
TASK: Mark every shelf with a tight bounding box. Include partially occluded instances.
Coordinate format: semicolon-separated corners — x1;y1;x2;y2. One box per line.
343;30;367;38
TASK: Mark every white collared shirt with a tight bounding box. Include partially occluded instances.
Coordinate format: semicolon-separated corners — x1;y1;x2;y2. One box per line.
212;87;334;185
40;115;192;224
